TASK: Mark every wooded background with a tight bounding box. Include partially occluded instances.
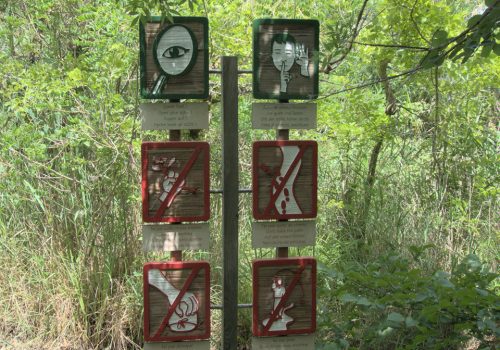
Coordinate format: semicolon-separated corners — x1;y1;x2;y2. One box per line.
0;0;498;349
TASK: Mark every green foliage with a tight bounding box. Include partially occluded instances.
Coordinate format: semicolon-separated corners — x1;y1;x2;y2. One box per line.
318;251;499;349
422;0;500;67
0;0;498;348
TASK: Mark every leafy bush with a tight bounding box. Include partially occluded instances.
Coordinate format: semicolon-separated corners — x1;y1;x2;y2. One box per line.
318;249;499;349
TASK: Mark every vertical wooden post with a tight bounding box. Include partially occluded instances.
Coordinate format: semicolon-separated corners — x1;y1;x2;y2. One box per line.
276;100;289;259
169;100;182;262
222;56;239;350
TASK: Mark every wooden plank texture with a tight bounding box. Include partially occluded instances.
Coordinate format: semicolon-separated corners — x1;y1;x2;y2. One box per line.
253;19;319;100
140;17;208;99
253;258;316;336
252;141;317;220
142;142;210;223
144;262;210;342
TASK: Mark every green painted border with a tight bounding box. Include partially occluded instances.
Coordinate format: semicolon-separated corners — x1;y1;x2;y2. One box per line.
140;16;209;100
253;18;319;100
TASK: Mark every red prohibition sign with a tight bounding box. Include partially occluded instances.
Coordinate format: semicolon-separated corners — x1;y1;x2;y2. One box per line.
253;140;317;220
253;258;317;336
144;261;210;342
142;141;210;223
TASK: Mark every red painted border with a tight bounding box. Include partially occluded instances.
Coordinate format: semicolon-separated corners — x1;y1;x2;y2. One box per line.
252;258;317;336
142;141;210;223
144;261;211;342
252;141;318;220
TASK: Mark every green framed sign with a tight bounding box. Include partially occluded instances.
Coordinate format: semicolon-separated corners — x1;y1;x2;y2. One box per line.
140;17;209;100
253;19;319;100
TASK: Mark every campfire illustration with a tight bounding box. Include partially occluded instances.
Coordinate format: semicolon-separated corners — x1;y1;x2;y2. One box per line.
148;269;200;332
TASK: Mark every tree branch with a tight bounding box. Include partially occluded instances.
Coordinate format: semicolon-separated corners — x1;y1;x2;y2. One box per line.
324;0;370;74
320;65;425;99
353;41;429;51
410;0;431;45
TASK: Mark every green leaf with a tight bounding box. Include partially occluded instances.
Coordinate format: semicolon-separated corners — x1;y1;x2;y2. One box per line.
340;293;372;306
468;15;483;27
431;29;449;47
493;43;500;55
405;316;419;327
387;312;405;325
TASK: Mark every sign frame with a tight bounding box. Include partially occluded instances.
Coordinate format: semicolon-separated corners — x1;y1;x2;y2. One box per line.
142;141;210;223
253;18;319;100
252;258;317;337
252;140;318;220
140;16;209;100
144;261;211;342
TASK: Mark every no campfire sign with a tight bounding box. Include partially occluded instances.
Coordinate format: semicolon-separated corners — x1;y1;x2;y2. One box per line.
253;140;317;220
142;142;210;223
144;261;210;342
253;258;316;336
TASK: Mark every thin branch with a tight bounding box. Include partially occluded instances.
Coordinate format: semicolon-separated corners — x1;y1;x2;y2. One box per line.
353;41;429;51
324;0;370;74
410;0;431;45
319;65;425;99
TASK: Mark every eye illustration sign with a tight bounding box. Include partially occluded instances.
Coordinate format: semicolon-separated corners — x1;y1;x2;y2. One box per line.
144;261;210;342
253;258;316;337
253;141;317;220
253;19;319;100
142;142;210;223
140;17;209;99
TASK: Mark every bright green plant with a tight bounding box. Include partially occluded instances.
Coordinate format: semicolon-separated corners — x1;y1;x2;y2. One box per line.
318;249;499;349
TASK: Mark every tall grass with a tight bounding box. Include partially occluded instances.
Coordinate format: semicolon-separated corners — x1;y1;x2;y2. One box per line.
0;1;498;349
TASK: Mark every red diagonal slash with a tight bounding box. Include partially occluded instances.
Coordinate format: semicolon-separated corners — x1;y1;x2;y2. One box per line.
262;145;308;216
153;146;203;219
262;264;306;334
153;266;202;339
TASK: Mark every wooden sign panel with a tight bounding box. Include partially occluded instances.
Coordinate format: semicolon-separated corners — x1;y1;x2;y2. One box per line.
140;102;209;130
144;261;210;342
252;334;315;350
142;223;210;252
253;258;316;336
252;103;317;130
252;220;316;248
145;341;210;350
253;19;319;100
253;141;317;220
140;17;209;99
142;142;210;223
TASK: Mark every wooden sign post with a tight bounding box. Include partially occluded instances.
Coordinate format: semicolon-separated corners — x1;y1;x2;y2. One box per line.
140;17;209;99
142;141;210;223
144;262;210;342
253;19;319;100
253;258;316;336
252;140;318;220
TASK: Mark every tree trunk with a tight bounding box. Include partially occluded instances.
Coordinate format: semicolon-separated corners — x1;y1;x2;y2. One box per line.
357;59;397;241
